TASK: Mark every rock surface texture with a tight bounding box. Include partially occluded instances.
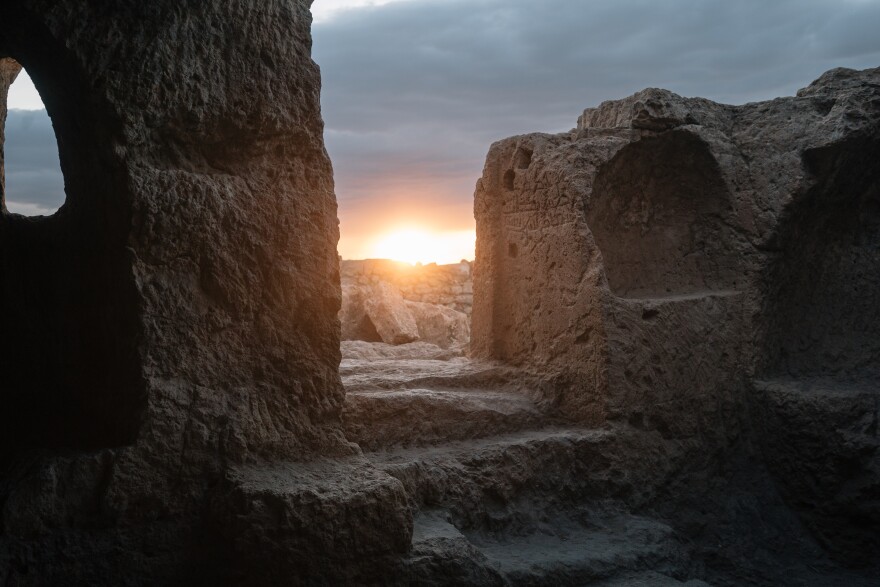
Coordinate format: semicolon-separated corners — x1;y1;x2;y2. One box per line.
0;2;402;584
404;299;470;349
471;66;880;580
0;1;877;583
363;282;422;345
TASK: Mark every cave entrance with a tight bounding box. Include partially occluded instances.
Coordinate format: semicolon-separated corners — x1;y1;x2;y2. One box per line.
587;131;744;299
0;58;64;216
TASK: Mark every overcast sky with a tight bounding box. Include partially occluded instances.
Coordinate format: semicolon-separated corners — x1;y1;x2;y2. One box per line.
4;0;880;258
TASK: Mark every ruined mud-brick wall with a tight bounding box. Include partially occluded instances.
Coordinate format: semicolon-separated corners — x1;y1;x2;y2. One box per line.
472;66;880;565
0;1;361;583
342;258;474;315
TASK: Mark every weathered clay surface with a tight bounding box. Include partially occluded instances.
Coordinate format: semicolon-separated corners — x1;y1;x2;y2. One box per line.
472;65;880;573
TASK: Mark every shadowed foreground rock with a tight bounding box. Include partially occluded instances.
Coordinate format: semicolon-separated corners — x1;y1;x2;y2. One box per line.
0;1;405;584
0;0;877;584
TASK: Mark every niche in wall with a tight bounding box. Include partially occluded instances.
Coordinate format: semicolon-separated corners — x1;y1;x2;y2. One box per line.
587;131;743;299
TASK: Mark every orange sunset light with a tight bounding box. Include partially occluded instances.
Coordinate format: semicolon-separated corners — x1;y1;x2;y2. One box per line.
368;228;475;265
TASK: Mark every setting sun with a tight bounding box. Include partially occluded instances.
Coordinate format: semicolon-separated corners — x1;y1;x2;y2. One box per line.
369;228;475;265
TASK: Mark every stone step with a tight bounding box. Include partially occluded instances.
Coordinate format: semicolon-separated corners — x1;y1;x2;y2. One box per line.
343;387;549;451
216;457;413;584
405;510;685;586
753;376;880;567
340;357;472;390
340;355;521;392
403;512;507;585
367;427;629;524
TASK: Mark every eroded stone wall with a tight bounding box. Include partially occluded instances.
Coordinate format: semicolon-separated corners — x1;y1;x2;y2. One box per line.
472;67;880;562
0;1;350;581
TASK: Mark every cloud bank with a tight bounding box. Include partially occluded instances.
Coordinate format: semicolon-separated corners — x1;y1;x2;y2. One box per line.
312;0;880;257
3;108;64;215
3;0;879;258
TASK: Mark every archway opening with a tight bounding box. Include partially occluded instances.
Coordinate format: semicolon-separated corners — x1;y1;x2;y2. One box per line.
588;131;743;299
1;59;64;216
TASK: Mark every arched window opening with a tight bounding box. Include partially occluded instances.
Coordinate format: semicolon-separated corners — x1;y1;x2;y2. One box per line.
1;59;65;216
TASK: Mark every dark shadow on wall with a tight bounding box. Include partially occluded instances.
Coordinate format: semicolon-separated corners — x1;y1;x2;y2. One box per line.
754;135;880;566
0;31;144;460
588;131;746;299
760;136;880;383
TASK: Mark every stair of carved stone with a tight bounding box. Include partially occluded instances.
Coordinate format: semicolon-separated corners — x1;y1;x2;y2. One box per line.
366;428;624;520
404;509;687;586
340;354;524;393
340;351;690;584
341;348;557;450
593;571;712;586
343;387;549;450
752;376;880;566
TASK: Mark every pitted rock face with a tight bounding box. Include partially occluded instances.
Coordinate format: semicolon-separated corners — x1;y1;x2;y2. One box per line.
0;1;373;582
472;65;880;565
1;0;343;459
0;3;877;581
473;65;880;402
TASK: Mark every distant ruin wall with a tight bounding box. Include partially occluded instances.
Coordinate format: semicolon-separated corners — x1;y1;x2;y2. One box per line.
342;258;473;315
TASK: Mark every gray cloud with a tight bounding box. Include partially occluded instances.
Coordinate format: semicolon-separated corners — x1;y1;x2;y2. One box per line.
3;109;64;213
3;1;879;224
313;0;880;225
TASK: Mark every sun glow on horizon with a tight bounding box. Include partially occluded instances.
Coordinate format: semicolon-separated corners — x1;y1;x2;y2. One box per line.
366;228;475;265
